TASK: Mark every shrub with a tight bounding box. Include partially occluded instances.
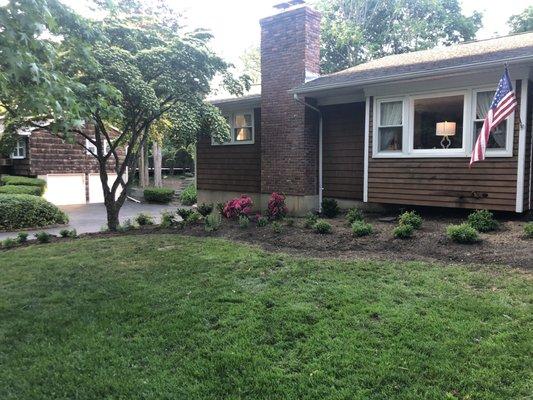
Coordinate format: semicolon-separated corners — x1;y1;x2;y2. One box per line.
16;232;28;243
304;212;318;228
346;207;363;224
352;220;373;237
467;210;499;232
314;220;332;234
238;215;250;229
271;221;282;234
223;195;253;219
143;187;174;204
398;211;422;229
446;223;479;244
216;202;225;214
0;194;68;230
160;211;175;228
285;218;295;227
256;216;269;227
1;175;46;188
180;184;197;206
185;211;202;224
204;212;222;232
0;185;42;196
2;238;17;249
266;192;287;220
197;203;214;217
135;213;154;226
60;228;77;238
35;232;52;243
524;222;533;238
177;208;194;221
394;224;414;239
118;219;136;232
321;198;340;218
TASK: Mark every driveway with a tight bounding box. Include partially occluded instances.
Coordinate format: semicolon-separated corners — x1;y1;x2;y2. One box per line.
0;201;178;241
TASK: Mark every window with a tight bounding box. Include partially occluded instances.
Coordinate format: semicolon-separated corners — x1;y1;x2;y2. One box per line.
86;138;111;155
413;94;464;150
212;110;254;145
10;138;26;159
473;90;509;151
376;100;403;152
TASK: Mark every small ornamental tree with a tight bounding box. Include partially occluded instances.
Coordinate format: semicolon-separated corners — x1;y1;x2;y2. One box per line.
223;195;253;219
266;192;288;220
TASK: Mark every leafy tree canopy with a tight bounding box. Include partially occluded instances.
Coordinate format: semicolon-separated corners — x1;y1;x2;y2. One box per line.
317;0;483;73
507;6;533;34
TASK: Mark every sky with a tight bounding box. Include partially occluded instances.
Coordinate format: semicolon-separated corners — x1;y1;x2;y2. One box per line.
62;0;531;71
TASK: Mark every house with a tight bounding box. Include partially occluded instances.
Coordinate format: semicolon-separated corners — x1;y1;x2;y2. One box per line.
197;3;533;214
0;120;124;205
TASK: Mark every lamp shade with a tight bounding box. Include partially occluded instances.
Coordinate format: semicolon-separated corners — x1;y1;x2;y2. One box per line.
436;121;456;137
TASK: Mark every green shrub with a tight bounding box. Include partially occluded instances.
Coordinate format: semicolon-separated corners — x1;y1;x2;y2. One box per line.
143;187;174;204
314;220;332;234
271;221;282;234
321;198;340;218
60;228;77;238
304;212;318;228
180;184;197;206
117;219;136;232
0;185;43;196
160;211;175;228
177;208;193;221
467;210;499;232
238;215;250;229
352;220;373;237
197;203;214;217
16;232;28;243
0;194;68;230
35;231;52;243
285;218;295;227
2;237;17;249
394;224;414;239
1;175;46;188
346;207;363;224
135;213;154;226
524;222;533;238
446;223;479;244
256;216;269;227
205;212;222;232
398;211;422;229
185;211;202;224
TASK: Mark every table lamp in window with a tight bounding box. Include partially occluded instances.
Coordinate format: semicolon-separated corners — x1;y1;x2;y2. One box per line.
436;121;456;149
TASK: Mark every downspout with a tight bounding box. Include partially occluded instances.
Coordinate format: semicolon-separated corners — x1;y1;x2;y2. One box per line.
294;93;323;213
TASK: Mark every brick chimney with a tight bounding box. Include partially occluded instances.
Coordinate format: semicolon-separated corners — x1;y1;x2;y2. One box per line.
260;4;321;213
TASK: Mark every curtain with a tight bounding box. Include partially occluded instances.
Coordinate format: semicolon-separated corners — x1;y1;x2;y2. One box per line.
379;101;402;150
476;91;493;119
476;91;506;148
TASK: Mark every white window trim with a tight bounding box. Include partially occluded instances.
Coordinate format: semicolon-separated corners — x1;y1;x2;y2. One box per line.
10;138;26;159
86;138;110;156
372;84;516;159
212;110;255;146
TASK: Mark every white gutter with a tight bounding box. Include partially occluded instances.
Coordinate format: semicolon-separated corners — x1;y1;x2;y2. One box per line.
294;93;323;213
291;54;533;95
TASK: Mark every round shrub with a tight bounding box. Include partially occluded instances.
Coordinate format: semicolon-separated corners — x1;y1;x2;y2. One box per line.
0;194;68;230
446;223;479;244
352;220;373;237
197;203;214;217
1;175;46;188
523;222;533;238
2;237;17;249
467;210;499;232
35;231;52;243
134;213;154;226
177;208;194;221
143;187;174;204
0;184;43;196
204;212;222;232
304;212;318;228
238;215;250;229
346;207;363;224
266;192;288;220
180;184;197;206
394;224;414;239
256;216;269;227
398;211;422;229
314;220;332;234
223;195;253;219
271;221;283;234
185;211;202;225
17;232;29;243
321;198;340;218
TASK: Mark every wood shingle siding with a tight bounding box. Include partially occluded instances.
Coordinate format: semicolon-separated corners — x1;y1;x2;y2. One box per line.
321;102;365;200
366;81;524;212
196;108;261;194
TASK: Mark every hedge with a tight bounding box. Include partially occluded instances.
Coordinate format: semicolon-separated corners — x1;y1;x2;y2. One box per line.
0;194;68;230
1;175;46;188
143;187;175;204
0;184;43;196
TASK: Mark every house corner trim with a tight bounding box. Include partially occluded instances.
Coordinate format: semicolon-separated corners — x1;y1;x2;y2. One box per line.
516;79;528;213
363;97;370;203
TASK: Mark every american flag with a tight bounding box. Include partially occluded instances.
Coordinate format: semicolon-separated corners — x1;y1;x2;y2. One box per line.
470;68;517;166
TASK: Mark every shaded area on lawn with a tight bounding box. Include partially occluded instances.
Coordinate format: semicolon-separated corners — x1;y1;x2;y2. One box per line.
0;235;531;399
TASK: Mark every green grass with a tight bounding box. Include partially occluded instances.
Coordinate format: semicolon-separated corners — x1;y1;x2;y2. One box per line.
0;235;531;399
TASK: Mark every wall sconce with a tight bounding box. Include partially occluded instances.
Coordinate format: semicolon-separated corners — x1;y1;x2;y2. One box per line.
436;121;456;149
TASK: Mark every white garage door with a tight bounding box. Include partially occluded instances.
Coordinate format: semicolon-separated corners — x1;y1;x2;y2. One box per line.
44;174;86;205
88;173;121;203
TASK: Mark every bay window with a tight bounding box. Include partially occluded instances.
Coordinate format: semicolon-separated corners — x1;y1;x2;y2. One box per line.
213;110;254;145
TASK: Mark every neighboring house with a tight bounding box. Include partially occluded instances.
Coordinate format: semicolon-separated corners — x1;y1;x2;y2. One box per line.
0;121;124;205
197;4;533;214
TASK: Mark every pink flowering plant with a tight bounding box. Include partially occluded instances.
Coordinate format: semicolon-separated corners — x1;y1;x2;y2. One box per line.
222;195;253;219
266;192;288;220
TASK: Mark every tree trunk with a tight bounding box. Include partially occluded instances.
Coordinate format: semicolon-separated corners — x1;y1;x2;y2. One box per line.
104;194;120;231
153;141;162;188
139;144;149;188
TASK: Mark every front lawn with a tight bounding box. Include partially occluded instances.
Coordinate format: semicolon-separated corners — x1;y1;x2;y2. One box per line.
0;235;531;399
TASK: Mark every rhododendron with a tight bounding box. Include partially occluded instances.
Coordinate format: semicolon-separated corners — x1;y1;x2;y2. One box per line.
266;192;287;220
222;195;253;219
